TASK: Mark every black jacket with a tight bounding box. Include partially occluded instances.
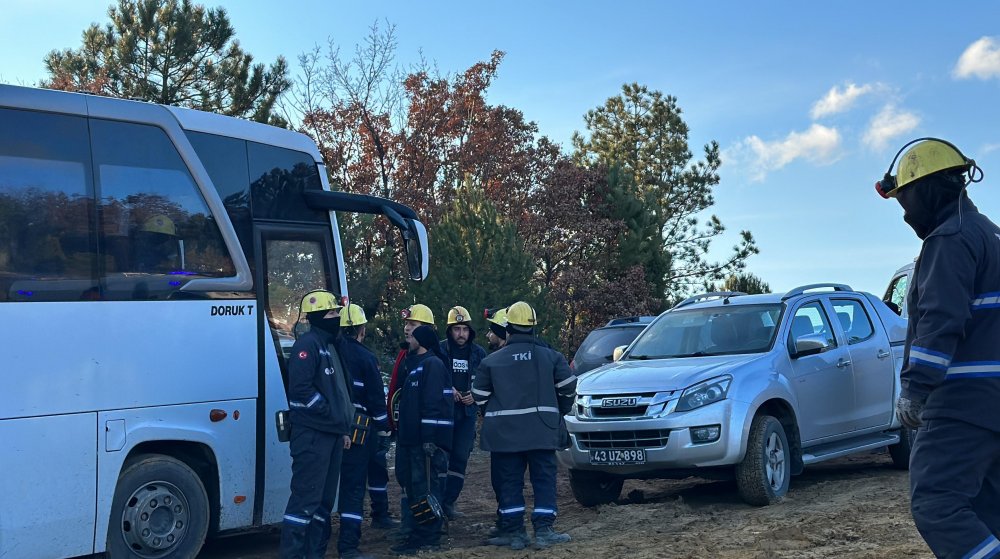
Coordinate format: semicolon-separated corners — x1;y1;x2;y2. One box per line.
341;336;390;432
440;328;487;418
902;196;1000;432
472;333;576;452
287;329;354;435
396;351;454;450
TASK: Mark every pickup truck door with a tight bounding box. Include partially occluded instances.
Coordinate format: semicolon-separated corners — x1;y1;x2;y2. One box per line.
831;298;896;430
786;300;856;442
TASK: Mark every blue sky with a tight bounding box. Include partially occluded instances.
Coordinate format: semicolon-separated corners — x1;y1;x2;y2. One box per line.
5;1;1000;295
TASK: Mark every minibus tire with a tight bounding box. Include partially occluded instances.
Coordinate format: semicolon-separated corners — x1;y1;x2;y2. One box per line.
106;454;210;559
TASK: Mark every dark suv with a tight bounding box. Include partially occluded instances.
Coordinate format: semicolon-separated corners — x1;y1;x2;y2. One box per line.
571;316;656;374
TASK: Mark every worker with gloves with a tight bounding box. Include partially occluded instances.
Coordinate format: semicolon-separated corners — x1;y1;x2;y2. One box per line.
473;301;576;550
391;321;453;555
877;138;1000;559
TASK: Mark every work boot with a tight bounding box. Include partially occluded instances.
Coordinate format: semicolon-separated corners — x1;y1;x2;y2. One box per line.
442;502;464;520
371;515;400;530
533;526;571;549
486;517;503;538
487;529;529;550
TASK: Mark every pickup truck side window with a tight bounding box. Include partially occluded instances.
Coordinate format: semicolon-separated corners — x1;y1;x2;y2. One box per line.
831;299;875;344
789;301;836;347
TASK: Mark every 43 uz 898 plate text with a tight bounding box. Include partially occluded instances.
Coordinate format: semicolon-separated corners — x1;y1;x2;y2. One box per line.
589;449;646;465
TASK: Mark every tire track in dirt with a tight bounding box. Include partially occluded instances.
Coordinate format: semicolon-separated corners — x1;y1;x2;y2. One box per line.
200;450;933;558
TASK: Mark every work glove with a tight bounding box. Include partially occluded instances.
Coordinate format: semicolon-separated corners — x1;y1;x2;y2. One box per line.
896;397;925;430
422;442;440;457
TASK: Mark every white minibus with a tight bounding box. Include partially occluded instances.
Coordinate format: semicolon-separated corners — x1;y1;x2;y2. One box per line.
0;84;427;559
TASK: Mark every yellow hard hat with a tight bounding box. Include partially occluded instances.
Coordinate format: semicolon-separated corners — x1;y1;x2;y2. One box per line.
341;303;367;327
506;301;537;327
300;290;343;313
877;138;973;198
485;307;508;327
447;306;472;325
141;214;176;236
401;303;434;324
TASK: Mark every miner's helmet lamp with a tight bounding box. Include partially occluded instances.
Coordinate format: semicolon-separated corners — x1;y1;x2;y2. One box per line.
447;306;471;326
400;303;434;324
875;138;983;199
341;303;367;327
300;290;344;314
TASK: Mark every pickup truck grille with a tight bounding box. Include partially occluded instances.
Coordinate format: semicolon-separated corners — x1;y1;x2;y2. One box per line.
590;405;648;418
577;429;670;449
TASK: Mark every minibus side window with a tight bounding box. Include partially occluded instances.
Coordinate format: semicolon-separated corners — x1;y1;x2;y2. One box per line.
247;142;325;222
0;108;98;302
90;119;235;300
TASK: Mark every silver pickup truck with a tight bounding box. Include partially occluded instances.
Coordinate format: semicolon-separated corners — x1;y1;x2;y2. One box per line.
558;284;911;507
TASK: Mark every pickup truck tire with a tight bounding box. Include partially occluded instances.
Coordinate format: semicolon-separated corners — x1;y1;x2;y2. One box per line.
106;454;210;559
888;427;916;470
569;469;624;507
736;415;791;506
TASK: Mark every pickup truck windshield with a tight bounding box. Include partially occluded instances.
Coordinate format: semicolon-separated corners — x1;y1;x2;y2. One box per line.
628;304;783;359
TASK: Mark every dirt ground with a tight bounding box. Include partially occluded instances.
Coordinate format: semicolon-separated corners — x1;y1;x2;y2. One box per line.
200;446;933;559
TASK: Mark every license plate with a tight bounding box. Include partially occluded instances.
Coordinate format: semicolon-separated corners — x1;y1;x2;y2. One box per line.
589;448;646;465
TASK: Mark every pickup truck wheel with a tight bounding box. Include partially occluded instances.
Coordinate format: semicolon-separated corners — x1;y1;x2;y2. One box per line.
888;427;916;470
106;454;210;559
736;415;790;506
568;469;623;507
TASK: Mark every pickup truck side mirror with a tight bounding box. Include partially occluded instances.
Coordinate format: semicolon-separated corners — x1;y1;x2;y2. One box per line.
612;345;628;362
791;333;832;358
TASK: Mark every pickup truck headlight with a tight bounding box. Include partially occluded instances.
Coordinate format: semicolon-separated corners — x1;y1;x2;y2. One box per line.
675;375;732;412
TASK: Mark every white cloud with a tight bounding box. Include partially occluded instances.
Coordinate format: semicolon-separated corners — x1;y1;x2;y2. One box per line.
981;143;1000;155
726;124;841;182
810;83;876;119
863;105;920;150
954;36;1000;80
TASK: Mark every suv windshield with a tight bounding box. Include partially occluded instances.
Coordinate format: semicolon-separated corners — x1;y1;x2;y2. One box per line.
628;304;783;359
578;327;644;359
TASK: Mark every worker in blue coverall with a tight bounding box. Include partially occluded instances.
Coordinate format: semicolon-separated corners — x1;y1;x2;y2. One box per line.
473;301;576;551
280;290;354;559
391;323;453;555
334;304;390;559
340;305;398;531
877;138;1000;559
439;305;487;519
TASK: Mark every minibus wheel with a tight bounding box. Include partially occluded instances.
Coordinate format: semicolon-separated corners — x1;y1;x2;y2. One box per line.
106;454;209;559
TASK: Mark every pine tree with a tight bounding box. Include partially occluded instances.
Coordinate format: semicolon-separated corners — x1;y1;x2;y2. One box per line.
43;0;290;124
408;179;551;343
573;83;757;296
720;272;771;295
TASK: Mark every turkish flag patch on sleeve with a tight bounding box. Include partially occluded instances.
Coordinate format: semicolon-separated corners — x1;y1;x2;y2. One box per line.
298;351;309;360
